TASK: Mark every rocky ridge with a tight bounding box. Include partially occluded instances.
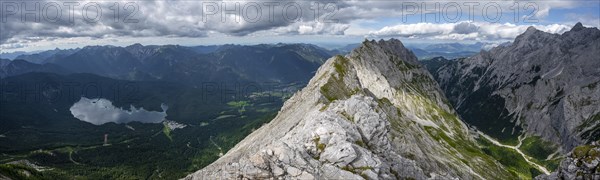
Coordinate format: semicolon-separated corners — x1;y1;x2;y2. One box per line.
185;39;516;179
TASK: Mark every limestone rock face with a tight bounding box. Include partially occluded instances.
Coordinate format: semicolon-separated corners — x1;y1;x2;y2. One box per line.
435;23;600;151
536;142;600;180
185;39;515;179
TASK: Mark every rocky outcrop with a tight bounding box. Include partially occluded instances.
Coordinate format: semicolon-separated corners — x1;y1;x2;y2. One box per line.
434;23;600;151
536;142;600;180
185;39;516;179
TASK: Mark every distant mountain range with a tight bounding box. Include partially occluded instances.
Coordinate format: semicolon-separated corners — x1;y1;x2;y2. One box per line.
0;59;69;78
0;51;30;60
14;48;80;64
3;41;504;68
331;42;505;60
2;43;338;86
0;43;338;178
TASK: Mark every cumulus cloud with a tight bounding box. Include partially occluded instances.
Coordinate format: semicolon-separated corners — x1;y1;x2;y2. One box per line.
270;21;349;35
368;21;571;41
0;0;595;49
452;22;479;34
0;0;349;44
0;43;27;49
70;97;167;125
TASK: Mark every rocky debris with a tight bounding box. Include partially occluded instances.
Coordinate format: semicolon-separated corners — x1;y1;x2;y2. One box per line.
434;22;600;151
185;39;516;179
536;141;600;180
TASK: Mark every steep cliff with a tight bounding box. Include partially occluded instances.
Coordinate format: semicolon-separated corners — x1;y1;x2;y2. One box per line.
435;23;600;151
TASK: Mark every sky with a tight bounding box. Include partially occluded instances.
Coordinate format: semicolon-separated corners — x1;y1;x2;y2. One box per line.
0;0;599;52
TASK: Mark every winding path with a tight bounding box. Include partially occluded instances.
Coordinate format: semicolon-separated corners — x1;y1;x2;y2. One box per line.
477;132;551;175
209;136;224;156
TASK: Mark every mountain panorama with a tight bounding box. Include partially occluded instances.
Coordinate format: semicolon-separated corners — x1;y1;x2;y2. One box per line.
0;6;599;178
185;23;600;179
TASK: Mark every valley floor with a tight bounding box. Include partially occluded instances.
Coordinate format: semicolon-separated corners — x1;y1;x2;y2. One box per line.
478;131;551;175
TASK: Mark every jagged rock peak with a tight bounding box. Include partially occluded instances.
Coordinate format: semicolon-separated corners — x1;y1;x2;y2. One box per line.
570;22;585;31
354;38;420;65
360;38;407;51
526;26;539;33
513;26;545;43
514;23;599;46
126;43;144;48
433;19;600;151
561;23;600;46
